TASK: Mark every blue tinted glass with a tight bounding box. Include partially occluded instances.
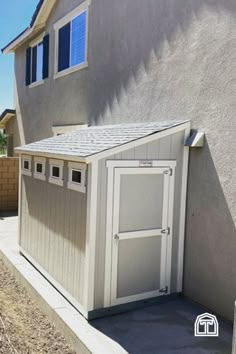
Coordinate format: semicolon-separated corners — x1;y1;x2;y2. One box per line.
36;42;43;81
71;11;86;67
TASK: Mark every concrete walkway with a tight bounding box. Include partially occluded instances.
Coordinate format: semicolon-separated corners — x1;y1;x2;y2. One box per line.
0;213;233;354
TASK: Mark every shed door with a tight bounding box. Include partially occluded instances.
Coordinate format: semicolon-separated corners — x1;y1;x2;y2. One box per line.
111;167;173;306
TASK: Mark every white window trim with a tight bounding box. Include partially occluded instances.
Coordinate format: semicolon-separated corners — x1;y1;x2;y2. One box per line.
52;124;88;136
22;155;32;176
29;80;45;89
53;0;90;80
34;157;46;181
68;162;86;193
49;159;64;186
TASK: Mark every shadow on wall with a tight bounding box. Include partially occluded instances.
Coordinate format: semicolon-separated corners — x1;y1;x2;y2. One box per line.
88;0;236;126
184;140;236;321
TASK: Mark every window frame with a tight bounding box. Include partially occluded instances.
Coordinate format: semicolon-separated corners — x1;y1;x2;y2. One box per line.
22;155;32;176
49;159;64;186
68;162;86;193
52;124;88;136
34;157;46;181
28;33;45;88
53;1;90;80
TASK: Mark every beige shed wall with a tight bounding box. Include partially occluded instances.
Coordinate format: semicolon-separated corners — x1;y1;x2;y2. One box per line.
20;160;87;307
94;130;186;309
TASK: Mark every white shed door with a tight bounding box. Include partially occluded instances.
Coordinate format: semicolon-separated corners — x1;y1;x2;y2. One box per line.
111;167;173;306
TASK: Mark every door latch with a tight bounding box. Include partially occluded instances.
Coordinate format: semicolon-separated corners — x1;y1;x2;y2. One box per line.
161;227;170;235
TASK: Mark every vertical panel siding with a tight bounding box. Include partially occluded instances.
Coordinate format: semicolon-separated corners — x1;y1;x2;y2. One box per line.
20;163;87;306
95;131;185;308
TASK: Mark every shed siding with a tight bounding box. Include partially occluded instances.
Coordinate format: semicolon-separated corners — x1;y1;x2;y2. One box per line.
95;131;185;308
20;161;87;306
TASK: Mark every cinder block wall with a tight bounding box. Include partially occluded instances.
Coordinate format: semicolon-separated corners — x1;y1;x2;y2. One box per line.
0;158;19;211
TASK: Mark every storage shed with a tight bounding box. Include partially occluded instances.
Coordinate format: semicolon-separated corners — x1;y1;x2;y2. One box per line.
16;120;190;319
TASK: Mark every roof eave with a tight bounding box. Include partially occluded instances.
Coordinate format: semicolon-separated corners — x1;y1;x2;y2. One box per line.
15;148;88;164
2;0;57;54
0;113;16;128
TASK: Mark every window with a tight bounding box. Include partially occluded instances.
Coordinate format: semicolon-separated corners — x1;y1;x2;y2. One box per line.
34;157;46;181
22;155;32;176
54;2;89;78
33;42;43;82
36;163;43;173
52;166;60;178
24;160;29;170
25;34;49;87
52;124;88;136
68;162;86;193
72;170;82;184
49;159;64;186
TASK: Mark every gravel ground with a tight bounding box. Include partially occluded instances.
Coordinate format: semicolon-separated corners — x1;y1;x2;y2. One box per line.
0;260;76;354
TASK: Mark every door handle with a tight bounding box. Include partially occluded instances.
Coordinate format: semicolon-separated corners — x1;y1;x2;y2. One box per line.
161;227;170;235
114;234;120;240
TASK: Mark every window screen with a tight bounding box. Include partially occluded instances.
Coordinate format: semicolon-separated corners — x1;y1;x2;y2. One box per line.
58;11;87;72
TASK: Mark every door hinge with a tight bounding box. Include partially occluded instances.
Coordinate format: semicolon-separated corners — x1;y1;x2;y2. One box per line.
159;286;168;294
164;168;172;176
161;227;170;235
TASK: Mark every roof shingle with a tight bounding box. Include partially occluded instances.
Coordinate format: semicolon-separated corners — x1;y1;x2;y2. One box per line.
16;121;188;160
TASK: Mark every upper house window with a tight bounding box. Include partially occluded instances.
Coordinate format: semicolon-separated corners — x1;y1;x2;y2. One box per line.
54;1;89;79
25;34;49;87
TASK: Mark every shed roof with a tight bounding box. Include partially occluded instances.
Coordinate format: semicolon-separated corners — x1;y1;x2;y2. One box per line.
16;120;189;162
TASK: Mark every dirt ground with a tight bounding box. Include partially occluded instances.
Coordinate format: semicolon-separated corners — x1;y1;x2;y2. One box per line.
0;260;76;354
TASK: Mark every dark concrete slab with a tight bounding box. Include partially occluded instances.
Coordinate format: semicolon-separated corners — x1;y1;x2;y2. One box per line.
91;297;232;354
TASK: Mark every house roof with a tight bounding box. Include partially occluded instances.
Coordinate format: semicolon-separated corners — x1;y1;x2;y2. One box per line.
16;120;189;162
0;109;16;128
2;0;56;54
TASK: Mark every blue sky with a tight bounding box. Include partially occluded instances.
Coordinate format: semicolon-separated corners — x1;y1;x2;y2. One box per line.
0;1;38;113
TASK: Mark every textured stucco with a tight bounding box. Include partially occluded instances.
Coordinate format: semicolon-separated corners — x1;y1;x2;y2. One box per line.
13;0;236;320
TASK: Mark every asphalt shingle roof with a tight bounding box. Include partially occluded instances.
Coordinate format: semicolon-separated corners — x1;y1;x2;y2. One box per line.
16;121;187;160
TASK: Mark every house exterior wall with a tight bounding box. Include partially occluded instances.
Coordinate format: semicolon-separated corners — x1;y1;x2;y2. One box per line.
13;0;236;319
5;119;21;156
94;130;185;309
20;158;87;307
14;0;89;144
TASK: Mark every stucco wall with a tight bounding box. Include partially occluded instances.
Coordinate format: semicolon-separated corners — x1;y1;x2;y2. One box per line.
13;0;236;320
5;118;21;155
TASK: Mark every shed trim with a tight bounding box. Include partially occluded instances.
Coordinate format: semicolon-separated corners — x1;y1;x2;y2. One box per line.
177;127;190;292
84;161;98;311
